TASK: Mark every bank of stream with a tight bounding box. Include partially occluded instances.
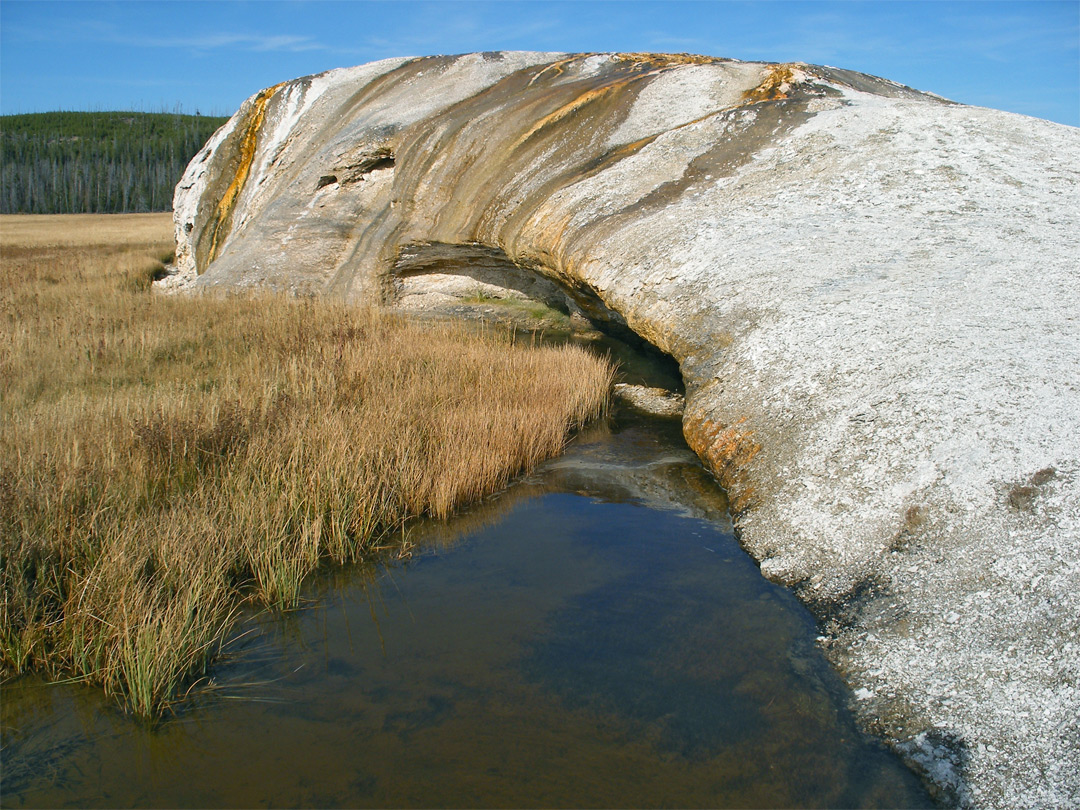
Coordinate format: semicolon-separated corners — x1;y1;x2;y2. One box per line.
0;328;933;808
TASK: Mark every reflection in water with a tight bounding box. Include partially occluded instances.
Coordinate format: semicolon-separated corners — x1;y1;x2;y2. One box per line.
1;342;932;808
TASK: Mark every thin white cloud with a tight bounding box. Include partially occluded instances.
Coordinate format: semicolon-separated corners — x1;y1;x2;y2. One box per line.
3;19;329;53
128;32;330;53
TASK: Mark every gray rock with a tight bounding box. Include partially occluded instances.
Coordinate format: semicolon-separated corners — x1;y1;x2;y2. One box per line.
613;383;685;417
172;52;1080;807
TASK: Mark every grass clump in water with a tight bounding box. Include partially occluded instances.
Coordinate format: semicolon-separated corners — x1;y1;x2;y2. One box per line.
0;214;614;716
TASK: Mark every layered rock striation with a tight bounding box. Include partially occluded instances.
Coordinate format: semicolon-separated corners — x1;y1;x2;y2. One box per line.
172;52;1080;807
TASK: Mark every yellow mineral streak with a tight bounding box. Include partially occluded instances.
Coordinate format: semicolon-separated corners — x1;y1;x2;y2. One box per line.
517;54;734;154
513;82;625;149
612;52;724;68
601;133;661;165
742;62;808;104
205;82;286;267
526;56;582;87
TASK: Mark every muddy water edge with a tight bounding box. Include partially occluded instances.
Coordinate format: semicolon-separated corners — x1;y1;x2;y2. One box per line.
0;327;933;808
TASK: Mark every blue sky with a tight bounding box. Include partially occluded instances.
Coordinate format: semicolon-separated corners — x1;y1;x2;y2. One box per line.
1;1;1077;126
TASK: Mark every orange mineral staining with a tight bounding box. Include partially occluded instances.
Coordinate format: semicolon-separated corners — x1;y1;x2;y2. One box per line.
613;52;725;68
513;82;623;148
742;63;807;104
205;82;286;268
684;414;762;515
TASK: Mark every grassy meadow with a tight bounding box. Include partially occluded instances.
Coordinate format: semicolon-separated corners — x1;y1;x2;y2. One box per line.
0;213;613;716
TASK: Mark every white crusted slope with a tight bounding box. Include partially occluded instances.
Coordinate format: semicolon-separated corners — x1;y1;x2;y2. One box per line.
171;53;1080;807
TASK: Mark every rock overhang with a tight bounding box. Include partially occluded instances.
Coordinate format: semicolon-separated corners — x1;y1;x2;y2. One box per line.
171;51;1080;808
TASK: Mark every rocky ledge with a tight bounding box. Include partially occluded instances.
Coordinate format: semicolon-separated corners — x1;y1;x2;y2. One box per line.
171;52;1080;807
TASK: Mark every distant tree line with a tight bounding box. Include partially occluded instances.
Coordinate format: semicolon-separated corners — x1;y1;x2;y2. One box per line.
1;111;230;214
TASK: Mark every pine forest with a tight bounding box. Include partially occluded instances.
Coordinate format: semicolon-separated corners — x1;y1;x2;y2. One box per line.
1;111;229;214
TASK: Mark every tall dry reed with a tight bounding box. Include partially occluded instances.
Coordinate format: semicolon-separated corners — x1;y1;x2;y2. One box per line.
0;214;613;715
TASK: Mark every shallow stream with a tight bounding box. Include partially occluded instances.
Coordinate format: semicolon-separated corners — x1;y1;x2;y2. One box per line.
0;332;932;808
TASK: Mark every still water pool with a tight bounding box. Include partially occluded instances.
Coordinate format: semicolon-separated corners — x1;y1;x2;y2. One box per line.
1;338;932;808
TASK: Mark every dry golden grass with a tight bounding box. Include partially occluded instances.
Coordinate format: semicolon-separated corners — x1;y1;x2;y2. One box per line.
0;212;174;249
0;214;613;716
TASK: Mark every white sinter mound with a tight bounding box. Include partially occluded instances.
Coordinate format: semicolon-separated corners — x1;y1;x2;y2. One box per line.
170;53;1080;808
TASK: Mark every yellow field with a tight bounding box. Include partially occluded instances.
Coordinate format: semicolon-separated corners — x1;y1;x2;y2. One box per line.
0;214;613;715
0;212;173;248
